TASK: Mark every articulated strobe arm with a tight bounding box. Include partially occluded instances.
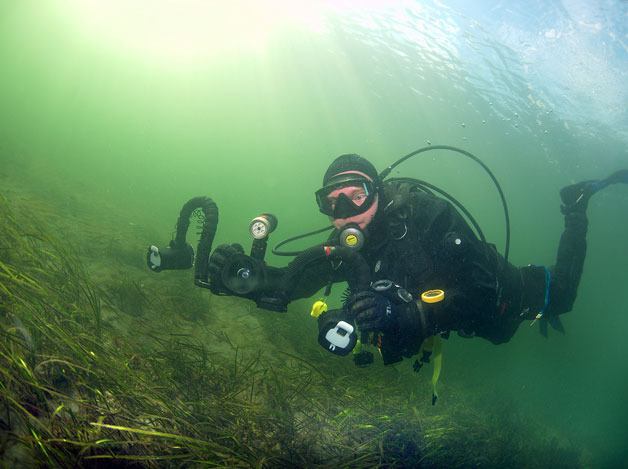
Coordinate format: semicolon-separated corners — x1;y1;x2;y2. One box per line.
147;196;218;288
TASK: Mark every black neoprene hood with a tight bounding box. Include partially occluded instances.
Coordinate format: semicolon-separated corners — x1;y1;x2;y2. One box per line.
323;154;379;185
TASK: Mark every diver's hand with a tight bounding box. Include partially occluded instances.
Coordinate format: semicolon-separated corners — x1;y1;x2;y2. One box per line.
208;243;244;295
346;290;393;333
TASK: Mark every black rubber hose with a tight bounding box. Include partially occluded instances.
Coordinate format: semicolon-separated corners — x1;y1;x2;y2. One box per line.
280;244;371;296
279;245;327;293
387;177;487;243
272;225;334;256
330;247;371;291
173;196;219;285
380;144;510;262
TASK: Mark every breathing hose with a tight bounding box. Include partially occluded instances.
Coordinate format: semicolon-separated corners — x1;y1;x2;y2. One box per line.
379;145;510;262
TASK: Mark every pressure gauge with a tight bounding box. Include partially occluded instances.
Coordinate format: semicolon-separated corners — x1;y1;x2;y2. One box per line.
250;219;269;240
248;214;278;240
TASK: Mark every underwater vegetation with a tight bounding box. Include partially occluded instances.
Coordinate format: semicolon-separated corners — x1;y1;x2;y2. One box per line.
0;190;586;467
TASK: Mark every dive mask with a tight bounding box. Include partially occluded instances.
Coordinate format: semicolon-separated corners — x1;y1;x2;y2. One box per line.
315;174;377;219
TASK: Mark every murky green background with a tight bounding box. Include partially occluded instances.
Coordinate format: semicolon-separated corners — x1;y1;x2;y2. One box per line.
1;0;626;465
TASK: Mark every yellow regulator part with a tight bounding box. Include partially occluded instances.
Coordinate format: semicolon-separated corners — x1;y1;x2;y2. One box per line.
345;234;358;246
310;299;328;318
421;289;445;304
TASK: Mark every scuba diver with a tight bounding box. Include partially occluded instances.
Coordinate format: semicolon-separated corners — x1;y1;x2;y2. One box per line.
147;147;627;398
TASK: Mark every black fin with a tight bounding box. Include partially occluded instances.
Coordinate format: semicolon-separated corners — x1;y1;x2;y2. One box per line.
539;319;548;338
605;169;628;185
548;316;565;334
560;169;628;213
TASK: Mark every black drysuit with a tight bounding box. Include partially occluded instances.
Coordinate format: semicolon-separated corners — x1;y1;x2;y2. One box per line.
282;181;587;346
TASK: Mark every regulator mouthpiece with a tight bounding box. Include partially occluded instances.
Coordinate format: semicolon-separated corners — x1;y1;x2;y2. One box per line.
338;224;365;250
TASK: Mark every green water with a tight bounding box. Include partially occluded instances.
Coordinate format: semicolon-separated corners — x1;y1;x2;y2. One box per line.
1;0;627;466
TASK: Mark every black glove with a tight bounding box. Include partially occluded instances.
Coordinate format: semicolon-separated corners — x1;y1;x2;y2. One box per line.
208;243;244;295
347;280;416;333
347;281;427;361
346;290;396;333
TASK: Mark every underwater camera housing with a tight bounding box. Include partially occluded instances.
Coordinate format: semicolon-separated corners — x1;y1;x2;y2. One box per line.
220;253;265;295
220;213;278;295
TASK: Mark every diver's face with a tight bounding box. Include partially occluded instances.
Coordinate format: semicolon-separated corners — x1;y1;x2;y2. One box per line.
327;185;379;230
